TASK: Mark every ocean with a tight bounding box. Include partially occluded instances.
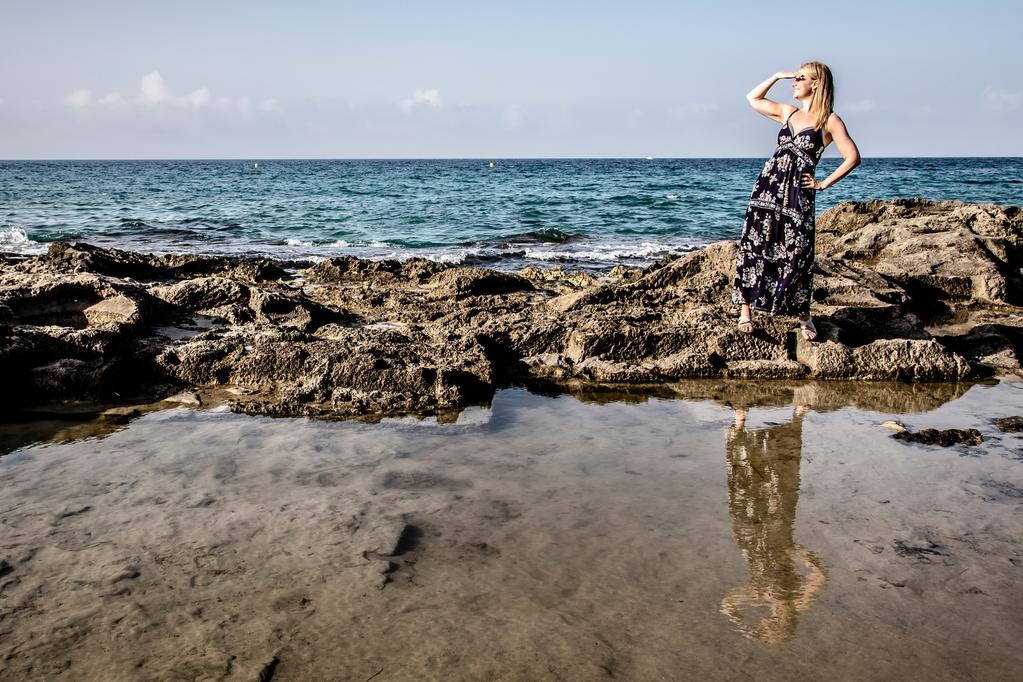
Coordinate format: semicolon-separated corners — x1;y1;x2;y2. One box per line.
2;158;1021;270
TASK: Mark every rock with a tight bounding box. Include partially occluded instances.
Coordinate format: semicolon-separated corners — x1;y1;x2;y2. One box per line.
357;519;413;557
427;267;534;299
992;416;1023;433
41;241;289;283
881;420;907;432
29;358;111;399
817;199;1023;306
163;391;202;406
893;427;984;446
797;337;970;381
724;359;808;380
545;286;617;313
1;200;1021;419
100;406;144;423
154;277;250;312
83;295;143;327
646;351;721;379
850;339;971;382
519;266;600;289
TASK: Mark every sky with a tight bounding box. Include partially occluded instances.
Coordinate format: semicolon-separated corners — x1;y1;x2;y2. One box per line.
1;1;1021;159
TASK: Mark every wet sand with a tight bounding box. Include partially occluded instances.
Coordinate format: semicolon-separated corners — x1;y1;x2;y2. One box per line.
1;381;1022;680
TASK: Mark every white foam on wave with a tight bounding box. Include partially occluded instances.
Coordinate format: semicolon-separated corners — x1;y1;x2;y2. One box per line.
425;252;468;264
0;225;47;255
0;225;31;245
317;239;385;249
284;238;315;247
521;241;695;263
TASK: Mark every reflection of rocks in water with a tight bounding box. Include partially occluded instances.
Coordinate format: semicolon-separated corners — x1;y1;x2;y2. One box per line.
532;377;972;416
720;407;826;646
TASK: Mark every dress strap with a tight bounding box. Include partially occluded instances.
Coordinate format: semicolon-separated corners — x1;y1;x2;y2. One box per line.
785;108;798;125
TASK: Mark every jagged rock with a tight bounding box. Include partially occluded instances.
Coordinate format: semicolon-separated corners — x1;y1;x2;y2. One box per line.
427;267;534;299
28;358;123;399
39;241;290;283
798;337;971;381
1;199;1021;417
304;255;445;285
83;295;143;328
817;199;1022;306
154;277;250;312
724;359;808;380
519;266;600;290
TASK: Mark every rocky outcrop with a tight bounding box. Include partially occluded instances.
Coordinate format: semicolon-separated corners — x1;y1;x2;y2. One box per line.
1;199;1020;419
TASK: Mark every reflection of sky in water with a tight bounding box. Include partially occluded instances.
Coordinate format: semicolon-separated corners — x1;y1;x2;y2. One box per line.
1;380;1022;677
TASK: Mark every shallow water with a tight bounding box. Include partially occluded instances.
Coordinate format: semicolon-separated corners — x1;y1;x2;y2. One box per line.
1;380;1022;680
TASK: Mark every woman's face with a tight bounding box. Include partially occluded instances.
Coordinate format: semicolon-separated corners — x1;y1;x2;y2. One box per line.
792;68;815;100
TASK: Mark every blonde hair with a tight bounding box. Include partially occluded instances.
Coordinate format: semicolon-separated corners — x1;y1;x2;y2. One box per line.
801;61;834;131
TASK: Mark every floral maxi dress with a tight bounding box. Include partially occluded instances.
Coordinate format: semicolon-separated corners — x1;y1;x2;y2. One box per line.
732;109;827;317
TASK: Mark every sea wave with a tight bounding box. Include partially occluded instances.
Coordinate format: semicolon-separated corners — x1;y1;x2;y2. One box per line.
0;225;47;255
521;241;695;263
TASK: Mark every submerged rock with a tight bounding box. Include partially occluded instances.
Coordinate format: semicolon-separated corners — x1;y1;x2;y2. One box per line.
1;199;1020;418
991;416;1023;433
893;427;984;447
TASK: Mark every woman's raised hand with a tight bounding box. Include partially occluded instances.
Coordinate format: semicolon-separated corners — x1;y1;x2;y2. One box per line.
776;71;800;80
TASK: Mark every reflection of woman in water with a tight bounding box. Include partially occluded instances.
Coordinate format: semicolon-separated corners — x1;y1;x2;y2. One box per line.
720;403;827;646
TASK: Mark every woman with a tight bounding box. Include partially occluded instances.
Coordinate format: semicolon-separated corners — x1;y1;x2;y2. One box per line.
732;62;860;340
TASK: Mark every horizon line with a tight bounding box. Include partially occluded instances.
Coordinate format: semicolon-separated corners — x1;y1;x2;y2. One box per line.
2;156;1022;162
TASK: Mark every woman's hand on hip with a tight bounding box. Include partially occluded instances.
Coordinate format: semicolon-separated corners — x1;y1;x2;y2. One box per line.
800;173;823;190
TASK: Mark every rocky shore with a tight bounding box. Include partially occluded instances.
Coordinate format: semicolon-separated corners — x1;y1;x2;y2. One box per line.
1;199;1020;420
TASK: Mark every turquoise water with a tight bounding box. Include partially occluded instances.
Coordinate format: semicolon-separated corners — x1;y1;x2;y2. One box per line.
2;158;1021;270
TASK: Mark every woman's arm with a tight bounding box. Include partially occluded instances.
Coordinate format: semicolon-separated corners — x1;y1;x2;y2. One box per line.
746;71;799;123
808;113;861;190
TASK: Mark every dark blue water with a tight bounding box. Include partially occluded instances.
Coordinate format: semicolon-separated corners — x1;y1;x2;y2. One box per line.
2;158;1021;270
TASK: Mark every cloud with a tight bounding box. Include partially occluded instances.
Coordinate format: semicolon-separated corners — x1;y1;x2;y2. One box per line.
183;87;211;110
65;89;93;108
141;71;172;104
98;92;126;106
841;99;875;114
669;102;719;118
983;87;1022;113
62;71;279;115
400;88;442;113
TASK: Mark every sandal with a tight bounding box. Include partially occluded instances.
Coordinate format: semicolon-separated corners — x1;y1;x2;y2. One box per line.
799;318;818;341
737;314;753;334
